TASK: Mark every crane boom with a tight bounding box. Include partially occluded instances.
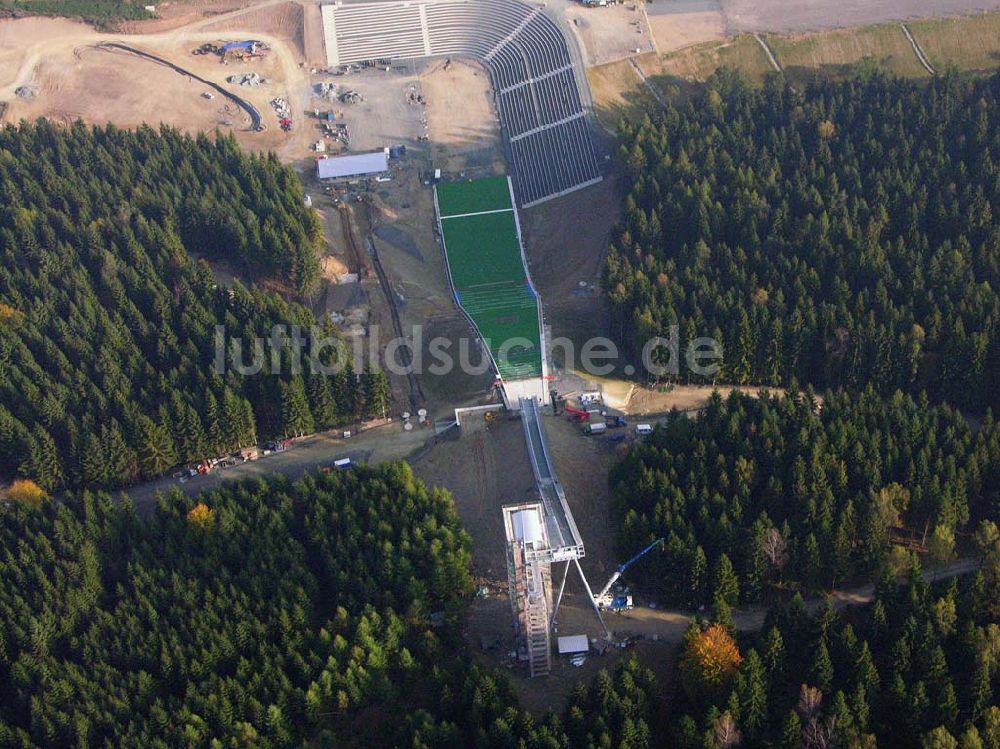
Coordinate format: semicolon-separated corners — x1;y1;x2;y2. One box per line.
594;538;665;602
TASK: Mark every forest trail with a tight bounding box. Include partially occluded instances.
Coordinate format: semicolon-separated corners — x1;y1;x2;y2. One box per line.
627;57;668;110
901;23;936;74
753;33;782;72
730;556;980;631
554;556;982;643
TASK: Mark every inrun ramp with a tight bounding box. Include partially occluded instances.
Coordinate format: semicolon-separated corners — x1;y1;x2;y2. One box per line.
519;396;585;560
436;177;546;393
321;0;602;207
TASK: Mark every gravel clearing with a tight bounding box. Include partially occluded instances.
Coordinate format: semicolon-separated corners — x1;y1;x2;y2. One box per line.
722;0;1000;33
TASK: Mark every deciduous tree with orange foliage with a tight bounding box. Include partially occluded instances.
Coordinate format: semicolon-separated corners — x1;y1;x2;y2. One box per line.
186;502;215;530
3;479;47;506
679;622;742;701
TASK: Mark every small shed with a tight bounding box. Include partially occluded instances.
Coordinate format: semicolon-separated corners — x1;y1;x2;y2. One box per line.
557;635;589;655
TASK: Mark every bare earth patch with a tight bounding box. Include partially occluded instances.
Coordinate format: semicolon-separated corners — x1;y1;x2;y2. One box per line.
586;56;652;127
722;0;1000;33
0;15;316;159
200;2;307;63
564;3;655;65
625;383;790;416
646;0;726;53
6;45;245;133
421;58;503;174
412;413;537;580
656;33;774;83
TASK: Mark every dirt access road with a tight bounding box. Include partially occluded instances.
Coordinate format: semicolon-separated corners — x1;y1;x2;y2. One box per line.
124;419;431;515
550;557;981;646
470;556;980;711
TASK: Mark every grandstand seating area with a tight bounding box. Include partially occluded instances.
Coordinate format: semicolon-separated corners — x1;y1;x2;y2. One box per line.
322;0;602;206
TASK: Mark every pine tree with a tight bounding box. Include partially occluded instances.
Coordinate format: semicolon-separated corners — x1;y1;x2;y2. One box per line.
363;369;391;420
204;390;224;455
136;414;177;479
853;641;879;693
80;432;108;487
0;405;28;476
689;545;708;606
306;374;337;429
850;683;869;733
810;640;834;693
21;426;63;491
937;681;959;731
177;404;206;462
969;662;993;722
711;554;740;607
780;709;802;749
959;726;984;749
738;649;767;734
281;377;314;437
761;626;786;686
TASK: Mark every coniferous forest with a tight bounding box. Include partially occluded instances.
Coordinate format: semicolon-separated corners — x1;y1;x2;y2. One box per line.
603;71;1000;412
0;464;669;749
595;69;1000;747
609;388;1000;607
665;565;1000;749
4;465;999;749
0;121;389;491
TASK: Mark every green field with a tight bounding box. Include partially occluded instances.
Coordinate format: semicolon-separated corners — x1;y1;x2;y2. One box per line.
436;177;543;380
436;177;514;217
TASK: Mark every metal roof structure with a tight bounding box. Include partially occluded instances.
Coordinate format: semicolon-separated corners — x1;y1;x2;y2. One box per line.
316;151;388;180
557;635;589;655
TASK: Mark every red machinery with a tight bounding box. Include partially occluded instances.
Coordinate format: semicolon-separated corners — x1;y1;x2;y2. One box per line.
563;405;590;422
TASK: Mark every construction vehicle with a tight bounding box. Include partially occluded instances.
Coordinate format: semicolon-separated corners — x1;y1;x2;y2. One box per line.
583;422;607;436
606;415;627;428
221;40;271;63
564;405;590;423
279;117;293;131
594;538;665;611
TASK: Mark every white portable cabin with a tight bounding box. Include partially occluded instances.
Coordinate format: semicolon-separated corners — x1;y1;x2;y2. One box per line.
557;635;589;655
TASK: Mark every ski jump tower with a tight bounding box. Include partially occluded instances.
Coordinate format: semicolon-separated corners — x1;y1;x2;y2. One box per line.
503;397;605;677
502;502;555;677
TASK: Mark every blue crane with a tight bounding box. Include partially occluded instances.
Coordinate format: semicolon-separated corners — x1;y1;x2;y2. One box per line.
594;538;665;611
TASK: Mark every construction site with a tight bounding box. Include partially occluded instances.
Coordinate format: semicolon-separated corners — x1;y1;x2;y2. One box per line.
0;0;699;697
8;0;960;705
